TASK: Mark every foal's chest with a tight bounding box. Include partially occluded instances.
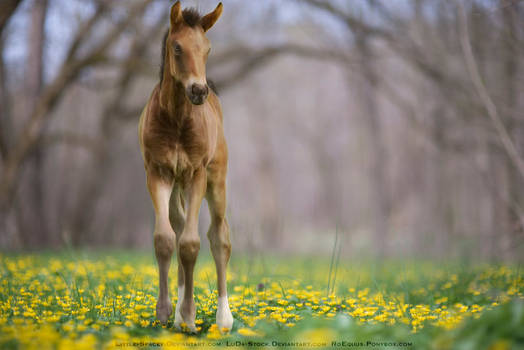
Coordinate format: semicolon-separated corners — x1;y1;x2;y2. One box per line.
144;105;218;183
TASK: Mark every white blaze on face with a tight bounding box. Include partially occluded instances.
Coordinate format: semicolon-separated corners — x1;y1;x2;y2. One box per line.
187;76;207;89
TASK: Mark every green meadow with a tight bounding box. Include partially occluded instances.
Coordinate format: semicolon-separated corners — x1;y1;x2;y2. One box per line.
0;251;522;349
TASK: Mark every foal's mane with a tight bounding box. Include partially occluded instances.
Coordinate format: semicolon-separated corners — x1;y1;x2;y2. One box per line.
159;30;169;83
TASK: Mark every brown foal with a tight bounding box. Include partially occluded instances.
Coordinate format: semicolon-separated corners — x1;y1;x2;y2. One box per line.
138;1;232;332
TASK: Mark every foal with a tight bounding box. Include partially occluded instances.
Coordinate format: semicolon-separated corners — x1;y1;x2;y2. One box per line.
138;1;233;332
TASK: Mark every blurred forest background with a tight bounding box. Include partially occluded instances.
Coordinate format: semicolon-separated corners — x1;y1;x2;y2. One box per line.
0;0;523;260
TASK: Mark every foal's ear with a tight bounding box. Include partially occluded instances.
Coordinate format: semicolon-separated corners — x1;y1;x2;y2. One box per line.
170;1;182;28
201;2;223;32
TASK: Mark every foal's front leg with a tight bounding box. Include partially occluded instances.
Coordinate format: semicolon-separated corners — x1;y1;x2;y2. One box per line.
146;174;175;323
176;168;206;332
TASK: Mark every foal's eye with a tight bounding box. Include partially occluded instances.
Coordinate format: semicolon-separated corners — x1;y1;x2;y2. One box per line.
174;44;182;55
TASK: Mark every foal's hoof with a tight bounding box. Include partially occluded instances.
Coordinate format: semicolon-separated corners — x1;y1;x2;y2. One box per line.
176;322;198;334
174;317;198;334
174;298;183;327
187;324;198;334
156;299;173;324
175;300;197;333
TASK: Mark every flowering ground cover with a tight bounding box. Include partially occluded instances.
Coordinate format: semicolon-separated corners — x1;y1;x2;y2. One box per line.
0;251;522;349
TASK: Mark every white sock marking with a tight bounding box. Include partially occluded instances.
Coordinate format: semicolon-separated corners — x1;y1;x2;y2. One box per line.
216;294;233;330
174;285;184;324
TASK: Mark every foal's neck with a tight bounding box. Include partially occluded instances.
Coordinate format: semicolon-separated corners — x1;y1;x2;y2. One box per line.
159;74;192;119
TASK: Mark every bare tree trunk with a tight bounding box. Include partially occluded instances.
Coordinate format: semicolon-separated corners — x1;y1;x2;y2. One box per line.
488;151;508;259
468;2;495;260
355;36;390;258
423;106;448;257
250;107;281;248
17;0;49;247
0;0;151;216
294;117;344;227
314;148;342;226
258;142;281;247
0;1;22;245
0;36;11;161
0;0;22;160
502;0;522;259
66;13;165;246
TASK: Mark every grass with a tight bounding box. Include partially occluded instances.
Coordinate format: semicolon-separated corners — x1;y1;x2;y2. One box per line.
0;250;522;349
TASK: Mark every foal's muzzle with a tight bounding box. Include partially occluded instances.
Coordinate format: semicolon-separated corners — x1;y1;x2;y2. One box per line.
186;83;209;105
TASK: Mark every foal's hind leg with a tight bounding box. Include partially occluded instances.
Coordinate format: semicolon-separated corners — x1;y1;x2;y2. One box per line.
206;171;233;331
146;174;175;324
169;186;186;327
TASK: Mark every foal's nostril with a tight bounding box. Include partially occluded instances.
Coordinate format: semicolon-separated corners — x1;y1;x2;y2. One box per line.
191;84;199;95
188;84;208;105
191;84;208;97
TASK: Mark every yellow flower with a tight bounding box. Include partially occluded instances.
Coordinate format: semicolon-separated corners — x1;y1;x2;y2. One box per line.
297;328;337;343
238;328;262;337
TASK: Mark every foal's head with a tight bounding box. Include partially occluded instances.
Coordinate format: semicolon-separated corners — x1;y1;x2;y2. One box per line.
163;1;222;105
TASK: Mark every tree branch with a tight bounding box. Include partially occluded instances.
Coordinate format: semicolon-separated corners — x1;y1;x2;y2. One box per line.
0;36;10;161
0;0;154;207
0;0;22;35
302;0;392;39
212;44;352;91
458;2;524;181
43;131;100;153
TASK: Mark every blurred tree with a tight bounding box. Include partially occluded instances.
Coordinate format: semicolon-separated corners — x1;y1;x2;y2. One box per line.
0;0;154;247
0;0;522;260
300;0;524;258
0;0;328;248
0;0;22;35
16;0;49;247
303;0;392;256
